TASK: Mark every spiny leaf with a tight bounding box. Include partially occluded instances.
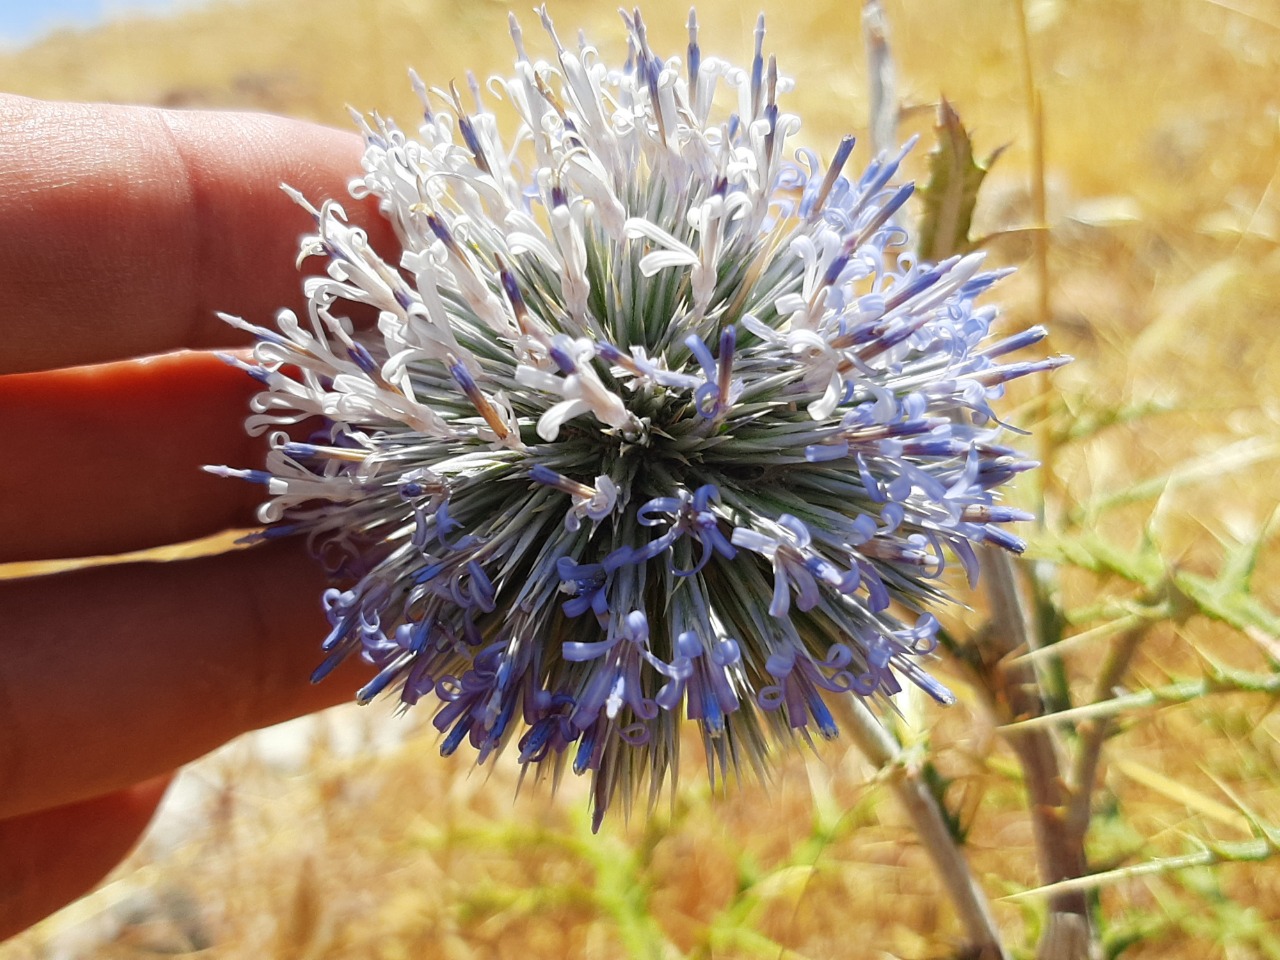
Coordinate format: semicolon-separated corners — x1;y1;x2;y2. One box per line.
1030;529;1165;591
1002;835;1280;902
916;97;1006;261
1000;665;1280;735
1068;436;1280;526
1171;569;1280;638
1051;397;1181;445
1215;504;1280;595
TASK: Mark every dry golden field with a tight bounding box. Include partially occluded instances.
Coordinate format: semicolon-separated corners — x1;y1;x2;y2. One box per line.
2;0;1280;957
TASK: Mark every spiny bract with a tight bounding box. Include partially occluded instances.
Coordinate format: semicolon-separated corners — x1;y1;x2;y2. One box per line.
212;8;1065;829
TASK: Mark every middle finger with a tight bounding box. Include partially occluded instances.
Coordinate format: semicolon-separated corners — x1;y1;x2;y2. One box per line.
0;350;265;564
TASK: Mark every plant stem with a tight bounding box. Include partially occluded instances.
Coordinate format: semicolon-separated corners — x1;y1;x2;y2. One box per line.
843;697;1008;959
980;549;1094;960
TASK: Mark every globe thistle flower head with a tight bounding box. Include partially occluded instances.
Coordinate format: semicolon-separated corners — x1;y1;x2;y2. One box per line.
212;8;1067;830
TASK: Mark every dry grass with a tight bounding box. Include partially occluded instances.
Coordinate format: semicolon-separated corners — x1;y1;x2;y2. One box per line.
2;0;1279;956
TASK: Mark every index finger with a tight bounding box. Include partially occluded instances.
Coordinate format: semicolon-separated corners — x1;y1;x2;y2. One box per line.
0;95;391;375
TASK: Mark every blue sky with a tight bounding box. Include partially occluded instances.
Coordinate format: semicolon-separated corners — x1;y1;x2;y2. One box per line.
0;0;202;47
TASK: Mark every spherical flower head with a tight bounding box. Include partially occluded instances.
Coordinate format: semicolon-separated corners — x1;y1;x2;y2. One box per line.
211;8;1067;830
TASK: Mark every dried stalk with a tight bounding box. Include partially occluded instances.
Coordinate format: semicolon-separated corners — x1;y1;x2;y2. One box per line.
1064;625;1149;841
862;0;898;156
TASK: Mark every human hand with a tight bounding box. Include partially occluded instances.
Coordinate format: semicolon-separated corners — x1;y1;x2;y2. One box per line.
0;95;390;939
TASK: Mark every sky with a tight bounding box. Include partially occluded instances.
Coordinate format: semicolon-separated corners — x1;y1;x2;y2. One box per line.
0;0;202;48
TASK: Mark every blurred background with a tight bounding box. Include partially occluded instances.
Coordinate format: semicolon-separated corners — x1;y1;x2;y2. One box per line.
2;0;1279;957
0;1;197;49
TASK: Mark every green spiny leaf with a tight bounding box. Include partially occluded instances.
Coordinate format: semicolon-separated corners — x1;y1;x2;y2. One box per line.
916;97;1006;261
